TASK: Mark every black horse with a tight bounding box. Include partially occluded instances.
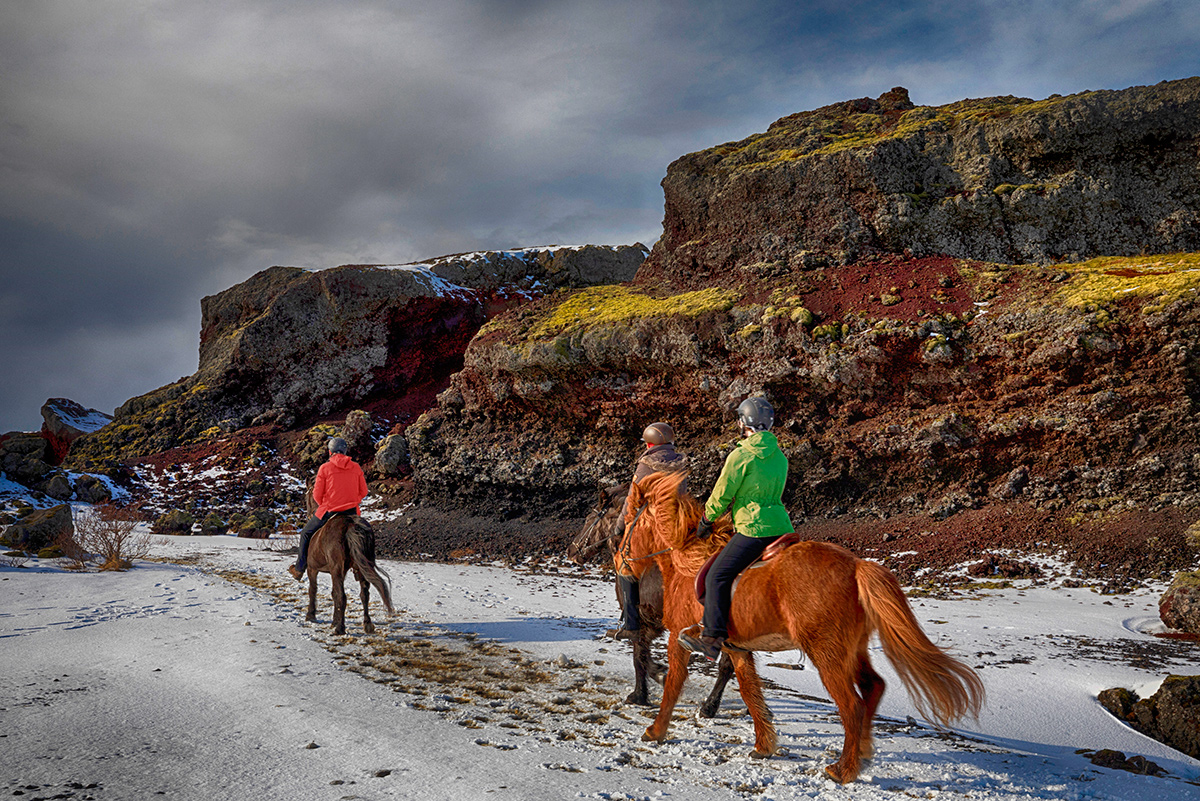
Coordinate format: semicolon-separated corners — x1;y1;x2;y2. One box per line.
568;484;733;715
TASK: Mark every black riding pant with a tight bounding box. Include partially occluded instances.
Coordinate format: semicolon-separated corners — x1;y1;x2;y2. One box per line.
702;532;780;640
296;511;337;571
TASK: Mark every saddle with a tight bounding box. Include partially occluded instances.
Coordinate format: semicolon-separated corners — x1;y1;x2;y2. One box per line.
695;532;800;604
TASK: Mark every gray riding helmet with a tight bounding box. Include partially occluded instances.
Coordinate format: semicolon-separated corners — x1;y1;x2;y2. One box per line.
327;437;349;454
736;397;774;432
642;422;675;446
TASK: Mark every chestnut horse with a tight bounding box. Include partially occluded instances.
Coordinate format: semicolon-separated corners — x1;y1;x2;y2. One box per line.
304;513;394;635
627;472;984;784
568;484;734;715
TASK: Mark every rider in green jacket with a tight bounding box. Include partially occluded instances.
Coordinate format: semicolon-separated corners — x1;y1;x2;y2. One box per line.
680;397;792;661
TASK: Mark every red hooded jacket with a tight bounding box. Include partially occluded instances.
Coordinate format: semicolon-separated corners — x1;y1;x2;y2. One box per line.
313;453;368;517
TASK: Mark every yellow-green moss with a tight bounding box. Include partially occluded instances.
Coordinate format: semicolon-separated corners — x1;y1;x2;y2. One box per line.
1054;253;1200;309
718;91;1087;172
524;285;740;339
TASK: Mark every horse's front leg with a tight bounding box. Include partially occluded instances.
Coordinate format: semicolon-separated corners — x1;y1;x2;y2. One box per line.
698;652;735;718
359;578;374;635
730;650;777;759
305;573;318;622
331;571;347;635
642;631;690;742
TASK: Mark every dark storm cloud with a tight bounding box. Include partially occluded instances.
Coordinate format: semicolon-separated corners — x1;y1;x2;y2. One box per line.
2;0;1198;431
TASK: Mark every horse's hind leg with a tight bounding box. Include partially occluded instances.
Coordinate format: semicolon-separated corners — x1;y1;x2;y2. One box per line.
642;632;690;743
698;652;735;718
811;648;865;783
729;651;776;758
359;577;375;635
855;653;885;761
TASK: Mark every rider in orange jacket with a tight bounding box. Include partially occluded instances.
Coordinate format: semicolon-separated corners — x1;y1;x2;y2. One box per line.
288;437;368;580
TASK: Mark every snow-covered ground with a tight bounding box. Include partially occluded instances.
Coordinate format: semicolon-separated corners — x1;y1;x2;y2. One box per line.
3;534;1199;801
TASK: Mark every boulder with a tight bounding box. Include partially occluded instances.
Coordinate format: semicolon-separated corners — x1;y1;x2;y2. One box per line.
1100;676;1200;759
234;508;275;538
373;433;409;477
0;504;73;552
72;474;113;504
1159;571;1200;634
40;398;113;464
151;509;194;535
199;512;227;536
38;472;74;501
0;432;53;484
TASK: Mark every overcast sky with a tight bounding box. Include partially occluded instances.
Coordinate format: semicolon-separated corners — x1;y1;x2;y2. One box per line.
2;0;1198;434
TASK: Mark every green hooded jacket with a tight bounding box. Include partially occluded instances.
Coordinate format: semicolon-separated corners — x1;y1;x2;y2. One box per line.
703;430;792;538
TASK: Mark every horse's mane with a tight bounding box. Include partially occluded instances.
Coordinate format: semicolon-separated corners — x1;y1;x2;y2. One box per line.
633;472;733;576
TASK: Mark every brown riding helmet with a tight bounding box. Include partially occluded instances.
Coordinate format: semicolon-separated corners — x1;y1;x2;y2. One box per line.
642;422;674;446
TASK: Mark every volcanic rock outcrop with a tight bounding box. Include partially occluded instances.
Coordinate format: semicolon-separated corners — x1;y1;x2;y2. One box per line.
639;78;1200;287
406;78;1200;573
66;245;645;468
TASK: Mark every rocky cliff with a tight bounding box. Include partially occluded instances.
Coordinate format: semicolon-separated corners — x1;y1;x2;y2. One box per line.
405;79;1200;578
66;245;645;469
638;79;1200;287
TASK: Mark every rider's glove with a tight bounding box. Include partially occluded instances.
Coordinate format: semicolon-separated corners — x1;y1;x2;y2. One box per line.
696;516;713;540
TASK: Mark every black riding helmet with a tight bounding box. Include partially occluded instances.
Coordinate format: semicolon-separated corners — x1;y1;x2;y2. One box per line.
736;397;774;432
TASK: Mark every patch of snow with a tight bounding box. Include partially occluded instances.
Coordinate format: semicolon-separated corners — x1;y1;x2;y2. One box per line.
2;536;1197;800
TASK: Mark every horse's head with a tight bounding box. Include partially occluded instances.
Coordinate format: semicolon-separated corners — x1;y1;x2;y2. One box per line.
567;483;626;565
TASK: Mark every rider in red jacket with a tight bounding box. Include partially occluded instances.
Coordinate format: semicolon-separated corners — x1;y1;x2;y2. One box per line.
288;437;368;580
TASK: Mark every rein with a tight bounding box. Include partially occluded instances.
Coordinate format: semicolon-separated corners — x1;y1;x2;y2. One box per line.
618;502;674;564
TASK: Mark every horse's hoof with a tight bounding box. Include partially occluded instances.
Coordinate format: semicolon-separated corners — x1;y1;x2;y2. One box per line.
698;704;718;719
823;765;853;784
641;728;664;743
364;624;375;635
750;748;775;760
305;615;317;623
624;692;651;707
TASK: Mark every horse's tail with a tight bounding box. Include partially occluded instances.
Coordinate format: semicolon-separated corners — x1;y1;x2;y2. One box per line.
346;518;394;615
856;559;984;727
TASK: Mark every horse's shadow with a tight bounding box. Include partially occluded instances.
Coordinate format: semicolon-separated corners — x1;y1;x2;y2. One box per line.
440;616;612;644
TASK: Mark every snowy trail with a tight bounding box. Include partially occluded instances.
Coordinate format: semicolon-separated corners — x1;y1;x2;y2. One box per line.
2;536;1199;801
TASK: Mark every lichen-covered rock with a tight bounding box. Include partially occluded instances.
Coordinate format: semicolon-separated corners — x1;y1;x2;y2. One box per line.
0;432;53;484
151;509;194;535
72;474;113;504
1159;571;1200;633
1100;676;1200;759
373;433;409;477
640;78;1200;288
38;472;74;501
0;504;73;552
199;512;227;536
234;508;275;538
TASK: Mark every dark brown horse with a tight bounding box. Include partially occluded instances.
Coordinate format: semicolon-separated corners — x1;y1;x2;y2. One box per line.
304;513;394;635
627;472;984;784
568;484;734;715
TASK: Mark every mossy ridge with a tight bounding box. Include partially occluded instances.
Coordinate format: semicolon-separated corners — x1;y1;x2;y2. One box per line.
1053;253;1200;311
520;285;740;340
711;91;1086;173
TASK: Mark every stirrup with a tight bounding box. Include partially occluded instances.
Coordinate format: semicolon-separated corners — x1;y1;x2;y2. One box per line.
679;632;724;661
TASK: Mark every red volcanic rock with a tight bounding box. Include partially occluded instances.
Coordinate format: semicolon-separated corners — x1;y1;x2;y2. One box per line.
1160;571;1200;635
40;398;113;464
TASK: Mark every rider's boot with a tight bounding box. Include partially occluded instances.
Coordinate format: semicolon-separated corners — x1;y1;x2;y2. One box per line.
605;575;640;640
